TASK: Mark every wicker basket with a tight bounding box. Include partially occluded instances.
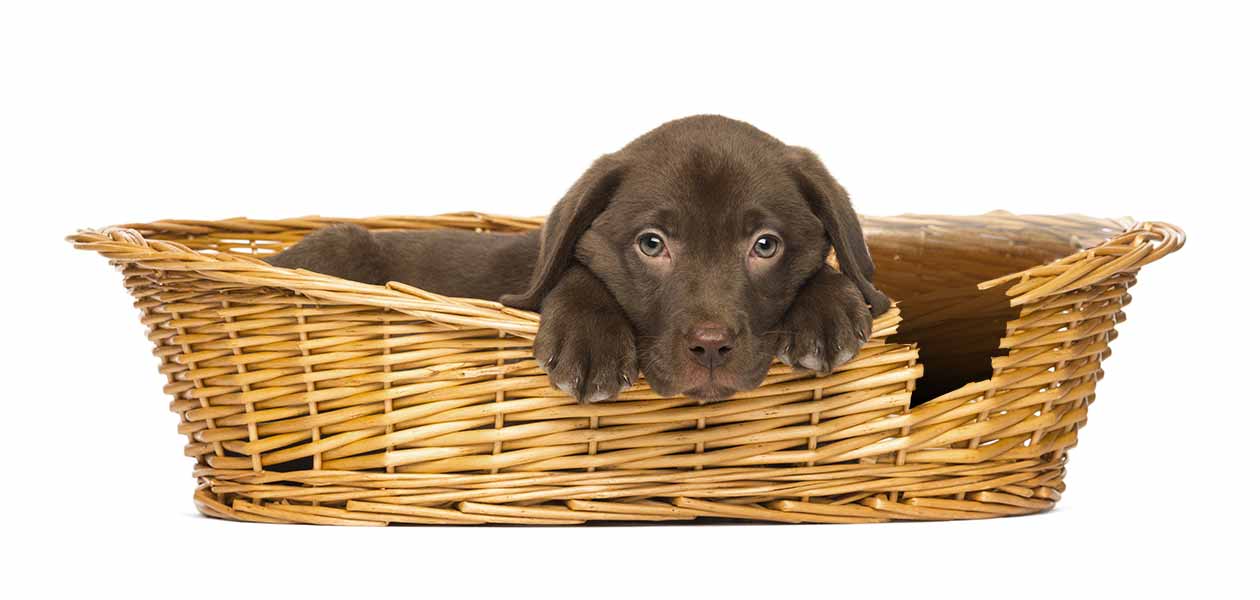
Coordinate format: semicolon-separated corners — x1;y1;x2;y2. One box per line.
69;212;1182;525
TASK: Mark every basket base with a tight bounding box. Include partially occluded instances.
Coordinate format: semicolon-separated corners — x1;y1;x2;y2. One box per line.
189;461;1064;526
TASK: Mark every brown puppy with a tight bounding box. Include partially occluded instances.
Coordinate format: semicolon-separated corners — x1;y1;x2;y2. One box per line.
268;115;890;403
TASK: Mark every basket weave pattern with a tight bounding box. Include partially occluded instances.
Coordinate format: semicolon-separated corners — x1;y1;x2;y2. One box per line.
70;213;1182;525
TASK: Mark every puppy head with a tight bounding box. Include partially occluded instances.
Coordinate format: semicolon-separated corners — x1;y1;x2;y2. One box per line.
504;115;888;400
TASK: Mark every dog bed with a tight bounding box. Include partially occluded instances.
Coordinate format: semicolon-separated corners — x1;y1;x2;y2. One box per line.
68;212;1182;525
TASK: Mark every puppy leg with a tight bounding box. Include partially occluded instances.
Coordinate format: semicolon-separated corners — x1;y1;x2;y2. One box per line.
533;264;638;403
775;269;874;374
264;224;389;285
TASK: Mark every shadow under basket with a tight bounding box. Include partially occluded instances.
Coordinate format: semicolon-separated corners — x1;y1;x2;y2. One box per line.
69;212;1183;526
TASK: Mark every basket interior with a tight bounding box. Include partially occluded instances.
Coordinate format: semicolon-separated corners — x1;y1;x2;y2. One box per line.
861;215;1124;404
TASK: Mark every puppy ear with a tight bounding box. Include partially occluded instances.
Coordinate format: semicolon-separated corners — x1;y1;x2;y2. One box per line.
788;146;891;315
500;155;625;310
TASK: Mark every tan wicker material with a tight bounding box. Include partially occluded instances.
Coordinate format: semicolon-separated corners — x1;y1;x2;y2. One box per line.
68;212;1183;525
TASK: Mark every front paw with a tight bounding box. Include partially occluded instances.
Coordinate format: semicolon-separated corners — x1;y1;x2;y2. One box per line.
776;272;874;374
533;312;639;403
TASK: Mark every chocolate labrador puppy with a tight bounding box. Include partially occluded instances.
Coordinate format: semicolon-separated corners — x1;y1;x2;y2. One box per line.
267;115;890;403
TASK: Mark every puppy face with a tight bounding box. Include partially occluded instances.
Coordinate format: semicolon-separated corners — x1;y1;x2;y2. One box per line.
502;115;888;402
576;147;829;399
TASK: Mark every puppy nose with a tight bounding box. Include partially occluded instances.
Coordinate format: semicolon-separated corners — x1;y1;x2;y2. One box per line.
686;322;735;368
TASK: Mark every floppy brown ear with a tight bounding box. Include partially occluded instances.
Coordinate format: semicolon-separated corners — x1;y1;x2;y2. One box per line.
787;146;891;315
500;155;624;311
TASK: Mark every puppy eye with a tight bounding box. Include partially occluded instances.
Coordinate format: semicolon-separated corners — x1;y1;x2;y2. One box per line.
751;234;781;259
637;232;668;258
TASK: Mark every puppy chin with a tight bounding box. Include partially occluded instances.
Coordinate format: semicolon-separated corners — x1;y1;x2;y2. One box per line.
641;349;771;402
682;382;738;403
645;375;737;402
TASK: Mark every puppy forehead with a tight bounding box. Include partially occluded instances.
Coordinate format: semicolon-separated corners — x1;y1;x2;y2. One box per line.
605;191;790;240
612;162;801;233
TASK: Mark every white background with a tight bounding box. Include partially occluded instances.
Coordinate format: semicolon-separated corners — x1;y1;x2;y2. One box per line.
4;1;1257;598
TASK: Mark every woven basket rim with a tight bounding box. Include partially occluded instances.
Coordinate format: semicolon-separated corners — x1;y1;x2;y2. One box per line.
66;211;1184;322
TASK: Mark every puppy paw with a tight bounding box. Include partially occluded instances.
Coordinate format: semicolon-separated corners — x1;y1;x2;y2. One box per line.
775;272;874;375
534;310;639;404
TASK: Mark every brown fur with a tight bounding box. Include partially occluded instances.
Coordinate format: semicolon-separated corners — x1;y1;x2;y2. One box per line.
268;225;540;300
267;115;889;403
